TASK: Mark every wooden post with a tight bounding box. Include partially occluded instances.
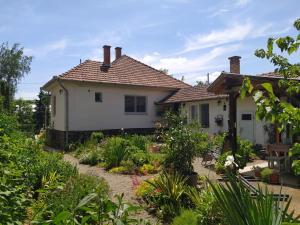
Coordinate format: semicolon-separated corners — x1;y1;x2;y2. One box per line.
228;92;238;157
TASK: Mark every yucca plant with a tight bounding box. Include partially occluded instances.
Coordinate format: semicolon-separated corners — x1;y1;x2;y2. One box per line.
209;173;300;225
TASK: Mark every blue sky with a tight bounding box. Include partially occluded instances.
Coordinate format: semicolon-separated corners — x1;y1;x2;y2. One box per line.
0;0;299;99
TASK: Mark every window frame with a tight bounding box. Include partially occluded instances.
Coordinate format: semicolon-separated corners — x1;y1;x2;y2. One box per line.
124;95;147;114
95;92;103;103
199;103;209;128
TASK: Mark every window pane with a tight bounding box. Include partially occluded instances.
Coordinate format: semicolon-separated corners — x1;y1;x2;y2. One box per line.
136;96;146;112
95;92;102;102
125;96;135;112
200;104;209;127
241;114;252;120
191;105;197;121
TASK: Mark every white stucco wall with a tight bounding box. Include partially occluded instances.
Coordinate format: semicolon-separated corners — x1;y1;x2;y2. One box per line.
237;97;268;145
181;98;229;135
182;97;270;145
50;85;65;131
50;82;172;131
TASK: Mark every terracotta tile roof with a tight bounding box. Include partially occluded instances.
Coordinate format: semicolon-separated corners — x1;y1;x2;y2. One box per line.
258;72;300;80
55;55;190;89
161;85;227;104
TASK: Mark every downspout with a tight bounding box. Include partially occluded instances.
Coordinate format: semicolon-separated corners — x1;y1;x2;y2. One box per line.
57;78;69;148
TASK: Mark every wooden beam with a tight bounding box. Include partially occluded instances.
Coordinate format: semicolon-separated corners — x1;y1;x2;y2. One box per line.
228;92;238;157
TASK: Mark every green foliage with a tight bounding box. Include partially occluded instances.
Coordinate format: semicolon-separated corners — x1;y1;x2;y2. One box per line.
240;18;300;174
209;173;300;225
146;172;189;222
127;134;151;151
172;210;198;225
34;90;50;133
0;42;32;110
130;150;150;166
90;131;104;143
261;168;274;182
79;148;103;166
139;163;156;175
13;98;35;136
163;112;202;175
103;137;130;169
109;166;128;174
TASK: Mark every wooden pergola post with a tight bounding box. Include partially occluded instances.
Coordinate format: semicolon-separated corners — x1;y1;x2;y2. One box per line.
228;92;238;157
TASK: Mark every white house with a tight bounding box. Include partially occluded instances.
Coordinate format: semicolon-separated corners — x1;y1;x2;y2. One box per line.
43;45;292;149
42;45;190;148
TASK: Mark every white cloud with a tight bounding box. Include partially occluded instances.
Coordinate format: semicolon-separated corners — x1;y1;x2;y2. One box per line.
138;44;241;84
184;21;252;52
24;39;68;57
209;8;229;18
235;0;251;7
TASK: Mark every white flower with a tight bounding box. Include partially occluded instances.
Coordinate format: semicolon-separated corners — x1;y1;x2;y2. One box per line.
224;155;238;168
265;106;272;113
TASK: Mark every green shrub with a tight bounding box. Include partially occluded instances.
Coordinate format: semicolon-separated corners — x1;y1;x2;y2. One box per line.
127;134;150;151
39;174;109;219
172;210;198;225
139;163;156;175
261;168;274;182
129;150;150;166
79;149;103;166
90;131;104;143
109;166;128;174
103;137;129;169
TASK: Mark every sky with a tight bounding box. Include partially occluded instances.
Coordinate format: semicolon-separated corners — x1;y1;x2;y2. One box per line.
0;0;299;100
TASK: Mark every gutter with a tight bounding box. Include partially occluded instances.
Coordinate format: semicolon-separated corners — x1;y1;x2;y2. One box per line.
57;78;69;147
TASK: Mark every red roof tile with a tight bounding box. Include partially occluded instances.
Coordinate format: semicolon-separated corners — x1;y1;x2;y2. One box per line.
54;55;190;89
161;85;227;104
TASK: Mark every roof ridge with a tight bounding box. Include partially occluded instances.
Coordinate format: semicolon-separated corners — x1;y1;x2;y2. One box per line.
123;55;191;88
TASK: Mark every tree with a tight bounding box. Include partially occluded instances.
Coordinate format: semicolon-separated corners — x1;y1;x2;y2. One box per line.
34;89;50;133
13;98;35;136
241;18;300;174
0;43;32;111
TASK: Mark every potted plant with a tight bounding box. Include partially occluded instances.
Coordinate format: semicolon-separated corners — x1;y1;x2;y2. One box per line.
215;115;223;126
252;166;262;178
261;168;280;184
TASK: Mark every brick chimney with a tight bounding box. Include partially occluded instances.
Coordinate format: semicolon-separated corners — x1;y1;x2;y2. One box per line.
115;47;122;60
228;56;241;74
103;45;111;66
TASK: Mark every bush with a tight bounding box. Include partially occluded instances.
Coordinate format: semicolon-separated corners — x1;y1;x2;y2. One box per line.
90;131;104;143
79;148;103;166
261;168;274;182
129;150;150;166
37;174;109;220
103;137;129;169
127;134;150;151
109;166;128;174
139;163;156;175
172;210;198;225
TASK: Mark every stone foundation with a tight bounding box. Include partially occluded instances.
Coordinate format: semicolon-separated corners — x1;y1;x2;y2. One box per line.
46;128;156;150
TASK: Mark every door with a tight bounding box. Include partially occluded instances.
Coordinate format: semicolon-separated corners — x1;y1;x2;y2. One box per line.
239;112;255;142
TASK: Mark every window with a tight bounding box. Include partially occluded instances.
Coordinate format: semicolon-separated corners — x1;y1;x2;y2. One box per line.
52;96;56;117
241;114;252;120
95;92;102;102
200;104;209;128
190;105;198;121
125;95;147;113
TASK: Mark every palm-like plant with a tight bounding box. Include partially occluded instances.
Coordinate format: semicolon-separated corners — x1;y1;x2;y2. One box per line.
209;173;300;225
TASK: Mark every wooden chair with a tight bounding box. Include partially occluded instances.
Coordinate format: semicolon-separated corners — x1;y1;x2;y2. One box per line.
266;144;290;172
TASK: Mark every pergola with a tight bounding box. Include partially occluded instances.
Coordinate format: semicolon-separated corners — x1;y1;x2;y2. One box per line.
207;72;283;156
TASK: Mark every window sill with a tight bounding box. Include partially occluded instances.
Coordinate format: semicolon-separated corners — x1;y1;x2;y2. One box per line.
125;112;147;115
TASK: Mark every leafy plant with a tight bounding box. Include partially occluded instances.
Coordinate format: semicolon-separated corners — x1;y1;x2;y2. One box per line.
209;173;300;225
172;210;198;225
109;166;128;174
103;137;130;169
127;134;150;151
139;163;156;175
90;131;104;143
261;168;274;182
79;148;103;166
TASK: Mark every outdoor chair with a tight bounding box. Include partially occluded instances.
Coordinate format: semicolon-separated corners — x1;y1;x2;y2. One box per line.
266;144;290;173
